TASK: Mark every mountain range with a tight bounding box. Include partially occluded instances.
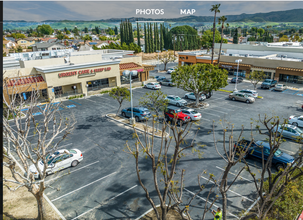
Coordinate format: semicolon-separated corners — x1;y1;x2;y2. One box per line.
4;8;303;23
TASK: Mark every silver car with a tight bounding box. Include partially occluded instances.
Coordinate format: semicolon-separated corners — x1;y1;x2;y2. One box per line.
237;89;258;98
160;79;175;86
229;92;255;103
166;95;187;107
184;92;206;101
274;124;303;142
274;84;287;91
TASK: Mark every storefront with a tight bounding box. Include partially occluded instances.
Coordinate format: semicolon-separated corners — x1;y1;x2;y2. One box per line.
3;75;48;104
276;67;303;84
219;62;251;77
119;62;152;84
250;67;276;79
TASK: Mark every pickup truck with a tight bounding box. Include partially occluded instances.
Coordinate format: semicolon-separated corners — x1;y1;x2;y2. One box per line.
235;139;294;171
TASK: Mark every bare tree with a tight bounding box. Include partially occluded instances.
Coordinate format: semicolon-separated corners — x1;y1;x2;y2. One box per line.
241;115;303;219
212;121;253;220
125;116;204;220
3;83;76;220
248;70;266;90
159;50;175;71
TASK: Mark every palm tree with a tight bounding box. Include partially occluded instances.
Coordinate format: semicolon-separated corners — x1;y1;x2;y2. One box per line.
210;4;221;64
217;16;228;65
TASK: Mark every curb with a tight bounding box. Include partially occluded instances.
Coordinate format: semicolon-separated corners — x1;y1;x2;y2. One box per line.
3;147;66;220
135;205;161;220
105;114;169;139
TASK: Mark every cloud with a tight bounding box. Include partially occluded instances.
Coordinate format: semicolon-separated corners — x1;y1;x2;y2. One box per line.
4;7;44;21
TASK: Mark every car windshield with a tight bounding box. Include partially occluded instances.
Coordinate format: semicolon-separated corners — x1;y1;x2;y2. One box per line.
190;110;198;114
276;84;282;87
154;83;159;85
175;97;181;100
274;149;282;157
264;79;271;83
295;127;303;133
69;150;77;154
175;109;181;113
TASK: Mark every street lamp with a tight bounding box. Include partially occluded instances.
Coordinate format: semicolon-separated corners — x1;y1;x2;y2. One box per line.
86;84;89;97
123;70;138;125
156;50;161;72
234;59;242;91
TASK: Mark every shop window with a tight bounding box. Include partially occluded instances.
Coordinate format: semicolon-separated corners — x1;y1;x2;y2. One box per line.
87;78;110;91
121;74;139;84
186;56;188;60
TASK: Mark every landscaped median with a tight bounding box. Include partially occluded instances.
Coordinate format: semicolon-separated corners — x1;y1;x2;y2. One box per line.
106;114;169;138
218;89;264;99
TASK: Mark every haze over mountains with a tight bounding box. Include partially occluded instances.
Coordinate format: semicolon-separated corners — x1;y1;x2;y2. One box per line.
4;8;303;23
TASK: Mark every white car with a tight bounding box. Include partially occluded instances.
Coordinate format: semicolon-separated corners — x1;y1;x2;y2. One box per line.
144;82;161;90
28;149;83;179
166;95;187;107
274;84;287;91
288;115;303;127
167;68;176;74
182;108;202;121
184;92;206;101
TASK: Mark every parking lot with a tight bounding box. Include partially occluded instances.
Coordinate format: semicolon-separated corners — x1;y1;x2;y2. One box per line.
6;65;303;220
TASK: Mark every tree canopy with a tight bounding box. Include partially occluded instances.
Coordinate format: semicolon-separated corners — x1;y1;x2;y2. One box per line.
201;29;227;49
37;24;54;35
171;64;228;106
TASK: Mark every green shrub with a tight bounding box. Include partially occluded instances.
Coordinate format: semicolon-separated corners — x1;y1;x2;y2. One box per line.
100;90;110;94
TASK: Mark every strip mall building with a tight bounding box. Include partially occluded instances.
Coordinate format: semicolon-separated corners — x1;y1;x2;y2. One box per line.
178;43;303;83
3;49;155;103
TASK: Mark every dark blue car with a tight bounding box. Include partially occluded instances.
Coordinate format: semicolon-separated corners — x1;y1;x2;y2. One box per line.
121;107;151;122
235;140;294;171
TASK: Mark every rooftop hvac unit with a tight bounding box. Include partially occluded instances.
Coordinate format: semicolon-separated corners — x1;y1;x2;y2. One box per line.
229;54;233;56
245;54;249;57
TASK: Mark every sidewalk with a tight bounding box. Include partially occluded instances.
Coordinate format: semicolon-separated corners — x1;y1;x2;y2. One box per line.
228;76;303;91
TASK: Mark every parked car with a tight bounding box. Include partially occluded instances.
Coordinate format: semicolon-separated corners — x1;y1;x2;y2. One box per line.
229;92;255;103
160;79;175;87
156;76;166;82
181;108;201;121
261;79;277;89
144;82;161;90
164;106;190;125
166;95;187;107
28;149;83;179
230;77;243;83
203;91;213;99
184;92;206;101
274;84;287;91
167;68;176;74
121;107;151;122
289;115;303;127
235;139;294;171
273;124;303;142
237;89;258;98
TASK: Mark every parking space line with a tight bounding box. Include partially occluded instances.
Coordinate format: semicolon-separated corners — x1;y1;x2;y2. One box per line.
68;100;82;105
202;112;220;117
85;99;97;103
209;96;227;102
205;109;228;114
200;176;254;202
216;166;252;183
45;161;100;183
184;188;240;219
51;171;117;202
279;148;295;155
71;185;138;220
58;143;73;149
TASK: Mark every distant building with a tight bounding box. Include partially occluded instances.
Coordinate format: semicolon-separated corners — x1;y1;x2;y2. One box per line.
32;42;67;51
16;38;36;48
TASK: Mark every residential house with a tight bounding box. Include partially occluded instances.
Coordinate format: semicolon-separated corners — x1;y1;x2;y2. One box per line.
38;37;58;43
5;37;16;42
90;35;99;40
16;37;36;48
3;40;17;49
96;41;109;49
78;43;93;51
32;42;67;51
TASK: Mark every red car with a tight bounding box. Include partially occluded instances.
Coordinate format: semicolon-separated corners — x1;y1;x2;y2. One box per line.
164;106;190;126
297;210;303;220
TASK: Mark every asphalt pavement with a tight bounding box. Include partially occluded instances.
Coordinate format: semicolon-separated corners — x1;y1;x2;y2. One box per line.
6;63;303;220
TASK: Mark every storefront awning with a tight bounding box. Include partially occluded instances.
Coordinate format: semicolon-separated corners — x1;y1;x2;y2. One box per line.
219;62;251;68
277;67;303;72
5;75;45;87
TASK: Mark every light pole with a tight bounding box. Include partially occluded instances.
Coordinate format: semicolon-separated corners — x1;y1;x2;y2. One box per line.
234;59;242;91
86;84;89;97
156;50;160;72
123;70;138;124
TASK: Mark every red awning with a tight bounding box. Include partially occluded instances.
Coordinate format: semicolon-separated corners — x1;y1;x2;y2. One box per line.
6;75;45;87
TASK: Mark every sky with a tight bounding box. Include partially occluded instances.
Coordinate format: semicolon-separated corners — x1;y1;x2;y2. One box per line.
3;1;303;21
